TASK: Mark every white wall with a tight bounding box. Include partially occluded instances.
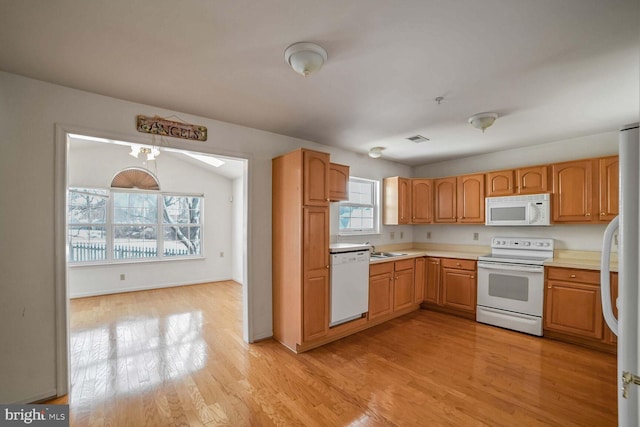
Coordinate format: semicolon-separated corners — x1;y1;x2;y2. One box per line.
411;132;619;251
231;177;244;284
67;142;234;297
0;71;411;403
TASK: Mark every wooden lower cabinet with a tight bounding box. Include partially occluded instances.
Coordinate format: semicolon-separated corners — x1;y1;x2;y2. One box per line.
422;257;477;318
369;263;394;321
441;265;476;313
424;257;441;304
394;259;415;311
414;257;426;303
544;280;603;339
544;267;615;352
303;272;330;341
369;259;419;321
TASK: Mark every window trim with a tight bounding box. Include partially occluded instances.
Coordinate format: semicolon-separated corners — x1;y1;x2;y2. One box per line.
338;177;380;236
67;187;204;265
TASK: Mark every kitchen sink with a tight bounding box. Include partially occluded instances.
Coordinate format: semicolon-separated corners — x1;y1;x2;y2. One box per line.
370;252;408;258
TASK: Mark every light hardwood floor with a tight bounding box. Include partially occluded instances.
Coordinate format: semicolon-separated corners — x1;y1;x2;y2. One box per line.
57;281;616;426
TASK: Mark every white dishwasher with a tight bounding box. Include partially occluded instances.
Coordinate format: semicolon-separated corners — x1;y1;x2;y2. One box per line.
329;244;371;327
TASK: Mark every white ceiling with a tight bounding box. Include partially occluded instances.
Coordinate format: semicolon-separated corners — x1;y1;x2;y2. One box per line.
1;0;638;166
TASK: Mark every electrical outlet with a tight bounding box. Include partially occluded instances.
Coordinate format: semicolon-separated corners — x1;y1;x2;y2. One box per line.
473;232;479;241
427;231;431;239
220;251;225;257
120;274;125;281
400;231;404;239
390;231;395;240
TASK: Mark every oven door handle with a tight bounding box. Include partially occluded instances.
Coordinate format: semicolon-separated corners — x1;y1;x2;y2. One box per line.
477;262;544;273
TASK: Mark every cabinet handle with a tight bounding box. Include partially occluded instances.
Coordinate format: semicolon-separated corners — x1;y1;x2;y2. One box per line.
326;198;330;202
585;212;591;217
548;286;552;289
570;274;576;278
326;265;330;269
456;262;461;266
471;276;475;279
600;212;605;216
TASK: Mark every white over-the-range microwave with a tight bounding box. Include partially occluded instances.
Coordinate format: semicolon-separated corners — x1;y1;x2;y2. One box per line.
485;193;551;226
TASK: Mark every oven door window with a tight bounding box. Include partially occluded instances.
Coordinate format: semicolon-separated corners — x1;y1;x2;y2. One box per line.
488;273;529;301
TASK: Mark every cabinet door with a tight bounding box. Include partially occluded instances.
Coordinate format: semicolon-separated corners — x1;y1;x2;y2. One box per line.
414;257;426;303
303;150;330;206
457;174;485;223
302;207;329;341
412;179;433;223
329;163;350;202
383;177;411;225
434;177;457;223
394;267;415;311
598;156;619;221
605;272;619;344
544;280;603;339
516;166;548;194
441;268;476;312
424;258;441;304
303;272;329;341
486;170;514;197
398;178;411;224
552;160;594;222
369;272;394;320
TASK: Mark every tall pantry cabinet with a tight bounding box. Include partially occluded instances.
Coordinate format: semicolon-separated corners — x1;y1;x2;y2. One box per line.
272;149;331;352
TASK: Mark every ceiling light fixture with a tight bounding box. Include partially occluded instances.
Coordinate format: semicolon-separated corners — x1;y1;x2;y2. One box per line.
284;42;328;77
368;147;384;158
468;112;499;133
129;145;160;161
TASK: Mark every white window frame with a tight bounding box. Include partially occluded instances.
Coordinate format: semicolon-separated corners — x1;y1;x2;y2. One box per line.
338;177;380;236
67;187;204;265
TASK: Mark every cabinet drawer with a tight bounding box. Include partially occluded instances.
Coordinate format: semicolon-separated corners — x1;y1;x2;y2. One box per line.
370;261;394;276
394;258;415;271
441;258;476;271
547;267;599;285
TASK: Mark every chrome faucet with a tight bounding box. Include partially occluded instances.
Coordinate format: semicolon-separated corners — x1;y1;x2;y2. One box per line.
365;241;376;253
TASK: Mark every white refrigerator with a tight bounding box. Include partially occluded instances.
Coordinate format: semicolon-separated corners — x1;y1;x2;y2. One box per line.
601;123;640;426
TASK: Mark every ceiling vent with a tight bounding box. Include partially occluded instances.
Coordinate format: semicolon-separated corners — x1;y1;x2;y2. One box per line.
406;135;429;143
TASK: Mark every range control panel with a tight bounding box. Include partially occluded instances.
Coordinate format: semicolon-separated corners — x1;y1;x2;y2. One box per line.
491;237;554;250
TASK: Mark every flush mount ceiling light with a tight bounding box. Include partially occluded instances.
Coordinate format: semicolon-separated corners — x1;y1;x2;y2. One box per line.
284;42;328;77
368;147;385;158
468;112;499;133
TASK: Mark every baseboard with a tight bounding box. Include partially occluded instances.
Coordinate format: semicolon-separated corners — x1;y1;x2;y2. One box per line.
9;389;58;404
69;278;234;298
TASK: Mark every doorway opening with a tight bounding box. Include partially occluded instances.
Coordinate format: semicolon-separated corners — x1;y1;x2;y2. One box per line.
55;128;250;401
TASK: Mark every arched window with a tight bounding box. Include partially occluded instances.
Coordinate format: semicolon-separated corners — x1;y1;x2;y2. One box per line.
110;167;160;190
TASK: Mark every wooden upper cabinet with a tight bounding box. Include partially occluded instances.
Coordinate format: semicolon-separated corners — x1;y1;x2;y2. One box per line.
303;150;330;207
486;166;548;197
598;156;619;221
486;170;514;197
383;177;411;225
552;159;594;223
517;165;548;194
411;179;433;223
434;177;457;223
329;163;349;202
457;174;485;223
